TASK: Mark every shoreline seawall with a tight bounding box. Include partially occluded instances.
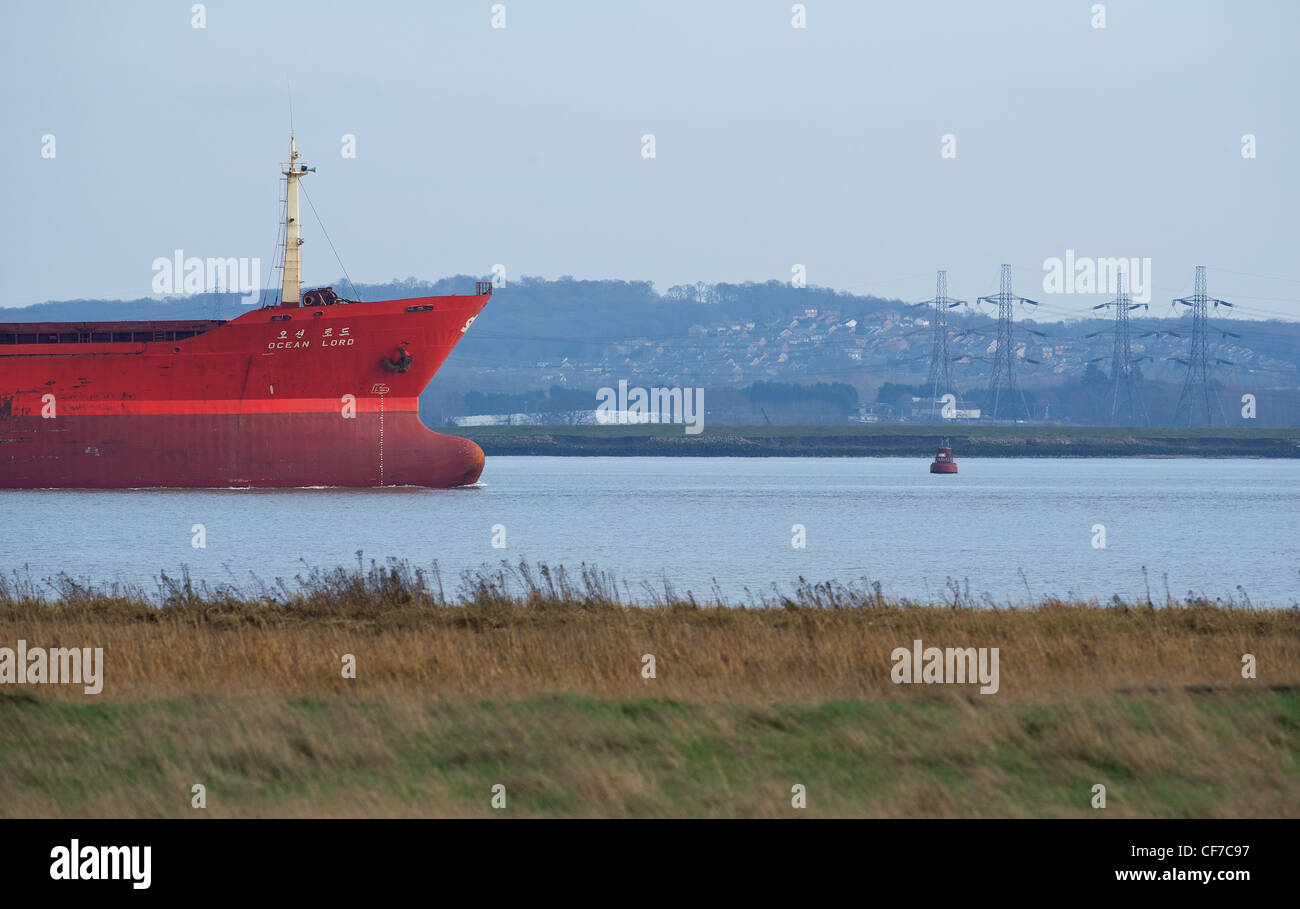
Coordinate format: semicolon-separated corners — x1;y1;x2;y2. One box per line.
455;425;1300;458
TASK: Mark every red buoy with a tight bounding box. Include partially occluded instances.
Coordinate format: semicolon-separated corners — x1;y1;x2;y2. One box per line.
930;438;957;474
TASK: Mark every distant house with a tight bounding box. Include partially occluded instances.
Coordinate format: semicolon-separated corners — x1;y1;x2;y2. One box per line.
904;397;981;421
851;402;894;424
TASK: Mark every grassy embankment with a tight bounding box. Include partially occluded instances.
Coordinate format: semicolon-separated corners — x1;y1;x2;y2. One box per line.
2;562;1298;817
454;423;1300;457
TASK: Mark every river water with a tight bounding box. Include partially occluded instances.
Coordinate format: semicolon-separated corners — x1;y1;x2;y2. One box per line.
2;457;1296;606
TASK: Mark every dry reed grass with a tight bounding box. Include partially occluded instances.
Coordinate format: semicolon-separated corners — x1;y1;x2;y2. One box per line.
1;559;1296;702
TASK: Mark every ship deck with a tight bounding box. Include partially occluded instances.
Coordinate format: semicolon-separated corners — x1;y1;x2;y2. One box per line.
0;319;227;346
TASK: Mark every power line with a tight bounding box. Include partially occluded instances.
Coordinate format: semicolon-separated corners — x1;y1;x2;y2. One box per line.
1205;266;1300;285
300;182;362;303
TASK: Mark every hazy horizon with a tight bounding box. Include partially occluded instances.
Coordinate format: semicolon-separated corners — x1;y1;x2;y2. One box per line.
2;0;1296;322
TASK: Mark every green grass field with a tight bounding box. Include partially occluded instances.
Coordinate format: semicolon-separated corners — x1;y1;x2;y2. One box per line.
4;690;1297;817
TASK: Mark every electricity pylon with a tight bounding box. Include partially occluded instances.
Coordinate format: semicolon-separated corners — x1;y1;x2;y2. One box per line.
977;264;1038;421
1171;265;1232;426
924;269;965;418
1092;268;1149;425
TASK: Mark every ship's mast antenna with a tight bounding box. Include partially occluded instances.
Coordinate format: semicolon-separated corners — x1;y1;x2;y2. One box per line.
279;134;313;306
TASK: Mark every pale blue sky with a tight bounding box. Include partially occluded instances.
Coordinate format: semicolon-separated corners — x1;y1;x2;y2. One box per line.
1;0;1296;320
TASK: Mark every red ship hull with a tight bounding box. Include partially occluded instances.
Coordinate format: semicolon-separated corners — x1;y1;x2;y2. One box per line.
0;291;490;488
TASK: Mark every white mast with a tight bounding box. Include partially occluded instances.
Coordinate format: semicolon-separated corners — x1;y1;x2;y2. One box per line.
280;135;312;306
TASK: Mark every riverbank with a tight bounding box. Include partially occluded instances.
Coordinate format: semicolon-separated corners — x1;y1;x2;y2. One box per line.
3;564;1297;817
454;424;1300;458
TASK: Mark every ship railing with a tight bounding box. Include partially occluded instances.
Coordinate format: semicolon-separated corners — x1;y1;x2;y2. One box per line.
476;281;494;296
0;327;215;346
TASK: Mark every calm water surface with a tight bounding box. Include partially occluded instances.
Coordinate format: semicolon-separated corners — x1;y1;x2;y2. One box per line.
2;457;1297;605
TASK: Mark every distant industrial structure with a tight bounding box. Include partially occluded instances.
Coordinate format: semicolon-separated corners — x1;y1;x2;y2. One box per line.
911;262;1246;426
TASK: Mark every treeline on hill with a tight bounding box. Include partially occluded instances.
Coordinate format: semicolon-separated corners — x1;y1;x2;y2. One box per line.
438;371;1298;427
424;381;862;425
461;386;595;415
872;363;1300;425
877;367;1140;423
